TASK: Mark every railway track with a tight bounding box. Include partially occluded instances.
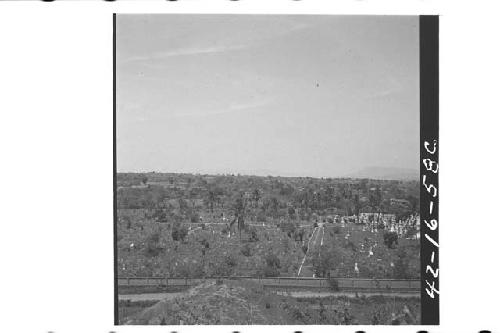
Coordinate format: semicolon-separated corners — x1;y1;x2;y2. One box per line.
117;276;420;294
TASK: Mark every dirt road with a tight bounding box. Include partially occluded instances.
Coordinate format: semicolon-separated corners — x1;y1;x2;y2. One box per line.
297;223;325;277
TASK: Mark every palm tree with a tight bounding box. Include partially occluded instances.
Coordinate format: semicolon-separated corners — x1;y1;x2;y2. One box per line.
251;189;261;208
207;190;216;213
232;194;247;240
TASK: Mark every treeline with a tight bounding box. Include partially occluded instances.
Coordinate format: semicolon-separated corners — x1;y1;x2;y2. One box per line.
117;173;419;220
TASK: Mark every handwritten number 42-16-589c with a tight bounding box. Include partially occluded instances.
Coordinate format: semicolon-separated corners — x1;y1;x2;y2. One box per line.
423;140;439;299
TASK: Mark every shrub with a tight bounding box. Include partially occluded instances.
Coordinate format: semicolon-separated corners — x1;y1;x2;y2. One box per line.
225;253;238;267
393;248;410;278
145;230;162;257
152;209;168;223
359;265;374;278
200;238;210;249
383;231;399;249
176;260;204;278
345;240;357;252
290;306;304;320
190;212;200;223
256;211;267;223
255;254;281;277
293;228;305;242
262;265;280;277
171;223;188;242
333;225;341;234
265;253;281;269
241;243;252;257
210;259;234;277
247;226;259;242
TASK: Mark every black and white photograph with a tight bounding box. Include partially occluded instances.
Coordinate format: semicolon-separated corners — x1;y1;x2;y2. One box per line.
115;14;426;325
5;0;500;332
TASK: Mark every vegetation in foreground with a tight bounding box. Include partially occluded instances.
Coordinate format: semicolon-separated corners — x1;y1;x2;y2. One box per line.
119;280;420;325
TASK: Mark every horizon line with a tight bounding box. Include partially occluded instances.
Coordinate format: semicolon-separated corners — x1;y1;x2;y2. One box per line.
115;169;419;181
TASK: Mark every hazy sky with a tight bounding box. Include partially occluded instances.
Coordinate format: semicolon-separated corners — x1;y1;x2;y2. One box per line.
116;15;419;178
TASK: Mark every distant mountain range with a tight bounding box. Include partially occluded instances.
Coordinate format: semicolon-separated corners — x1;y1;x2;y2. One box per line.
201;168;307;178
123;166;419;181
345;167;419;181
